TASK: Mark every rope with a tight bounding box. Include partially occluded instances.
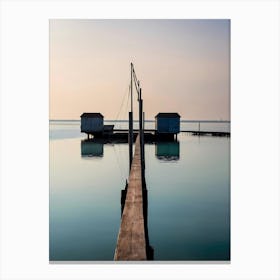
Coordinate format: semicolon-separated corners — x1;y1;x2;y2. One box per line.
114;73;131;128
124;86;130;120
114;85;129;123
111;74;131;180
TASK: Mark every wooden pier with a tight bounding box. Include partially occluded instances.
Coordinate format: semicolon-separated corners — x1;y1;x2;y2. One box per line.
114;135;147;260
114;129;230;137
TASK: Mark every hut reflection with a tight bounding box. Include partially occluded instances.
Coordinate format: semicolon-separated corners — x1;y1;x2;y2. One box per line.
155;141;180;161
81;140;104;157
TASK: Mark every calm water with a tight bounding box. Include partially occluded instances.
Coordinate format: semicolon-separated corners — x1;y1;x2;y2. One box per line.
49;121;230;261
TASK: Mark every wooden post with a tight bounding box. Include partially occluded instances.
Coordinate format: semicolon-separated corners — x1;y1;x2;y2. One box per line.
142;111;145;170
139;89;144;171
139;102;143;141
143;112;145;131
131;63;133;115
198;121;200;133
129;63;133;171
129;112;133;169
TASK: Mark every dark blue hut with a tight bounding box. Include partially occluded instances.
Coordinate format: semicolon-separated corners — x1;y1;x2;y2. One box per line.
80;113;104;135
155;113;181;134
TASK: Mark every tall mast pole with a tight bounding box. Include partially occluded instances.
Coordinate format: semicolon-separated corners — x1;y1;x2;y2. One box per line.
131;63;133;113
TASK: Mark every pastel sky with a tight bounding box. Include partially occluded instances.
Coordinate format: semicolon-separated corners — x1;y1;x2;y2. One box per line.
50;19;230;120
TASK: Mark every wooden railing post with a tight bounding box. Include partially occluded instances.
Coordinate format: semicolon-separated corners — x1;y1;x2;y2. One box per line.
142;111;145;170
129;112;133;169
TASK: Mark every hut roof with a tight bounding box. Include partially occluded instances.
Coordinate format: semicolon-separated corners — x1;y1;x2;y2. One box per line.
80;113;104;118
155;113;181;118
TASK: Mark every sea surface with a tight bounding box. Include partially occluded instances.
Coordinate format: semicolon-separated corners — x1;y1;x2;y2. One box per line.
49;120;230;261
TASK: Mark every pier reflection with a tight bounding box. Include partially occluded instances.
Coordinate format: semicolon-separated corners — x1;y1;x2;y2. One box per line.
155;140;180;161
142;180;154;260
81;140;104;157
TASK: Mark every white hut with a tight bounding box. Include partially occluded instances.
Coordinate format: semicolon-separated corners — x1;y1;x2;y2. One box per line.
80;113;104;135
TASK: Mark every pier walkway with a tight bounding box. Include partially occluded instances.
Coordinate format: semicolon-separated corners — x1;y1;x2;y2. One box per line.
114;135;147;260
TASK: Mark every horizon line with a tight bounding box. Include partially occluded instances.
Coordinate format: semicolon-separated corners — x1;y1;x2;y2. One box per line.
49;119;231;123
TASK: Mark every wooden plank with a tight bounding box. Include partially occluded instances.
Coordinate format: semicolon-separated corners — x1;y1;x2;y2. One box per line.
114;135;147;260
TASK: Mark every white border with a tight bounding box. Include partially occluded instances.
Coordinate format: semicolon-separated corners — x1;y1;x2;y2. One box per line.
1;0;279;279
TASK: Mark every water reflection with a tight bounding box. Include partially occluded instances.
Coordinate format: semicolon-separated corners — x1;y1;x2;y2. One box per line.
81;140;104;157
155;141;180;161
81;138;181;162
51;127;229;260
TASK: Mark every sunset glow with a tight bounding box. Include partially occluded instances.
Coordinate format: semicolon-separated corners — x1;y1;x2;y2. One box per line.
50;19;230;120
